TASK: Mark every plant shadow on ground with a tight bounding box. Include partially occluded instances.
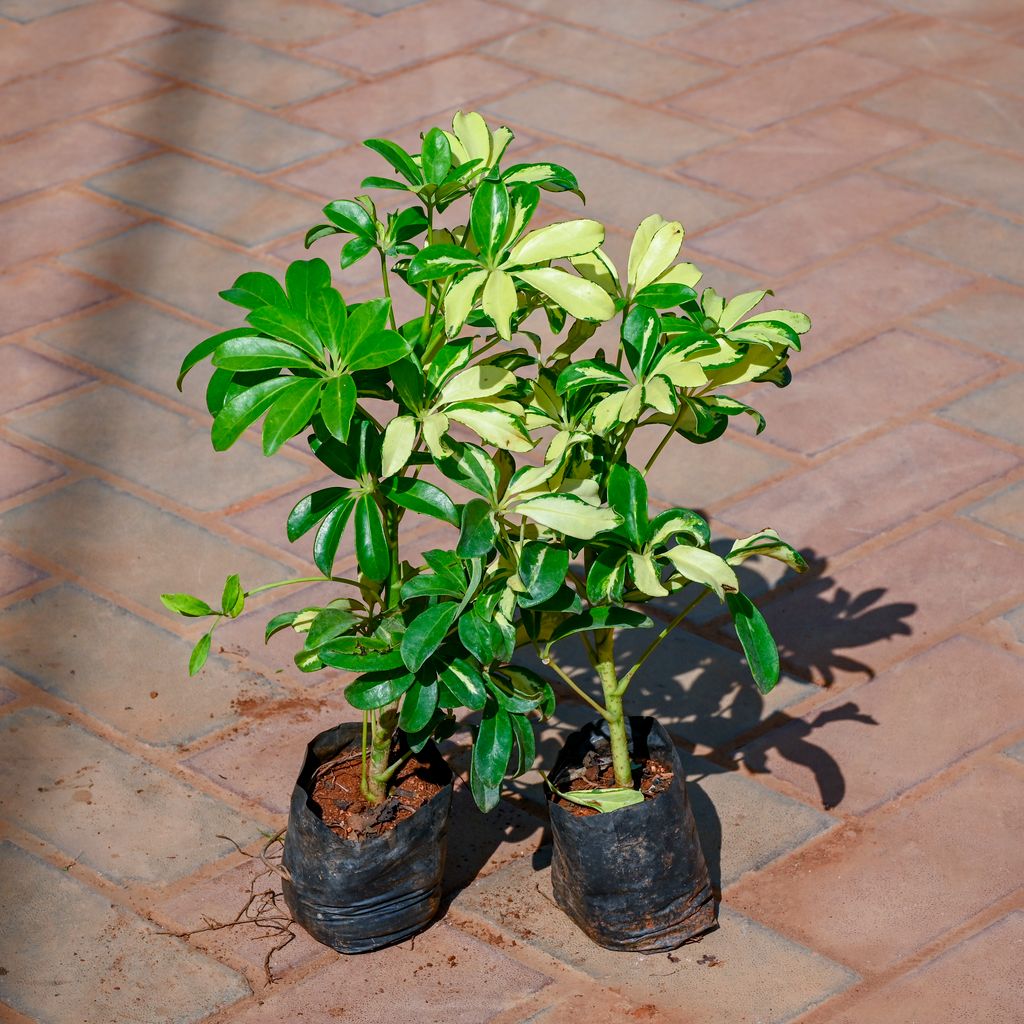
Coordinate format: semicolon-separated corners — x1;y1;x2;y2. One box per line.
487;547;918;903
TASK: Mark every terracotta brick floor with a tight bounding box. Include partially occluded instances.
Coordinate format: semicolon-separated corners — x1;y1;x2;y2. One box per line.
1;1;1022;1022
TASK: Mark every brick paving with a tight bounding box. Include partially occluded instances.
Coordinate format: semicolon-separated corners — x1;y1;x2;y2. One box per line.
0;1;1021;1021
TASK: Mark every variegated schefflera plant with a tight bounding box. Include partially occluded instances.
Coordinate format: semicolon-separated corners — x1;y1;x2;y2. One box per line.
162;110;810;813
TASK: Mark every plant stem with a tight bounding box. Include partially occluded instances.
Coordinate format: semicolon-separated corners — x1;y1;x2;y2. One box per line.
595;629;633;788
642;407;685;475
540;650;609;719
245;575;362;597
616;588;709;695
363;706;398;803
379;249;398;330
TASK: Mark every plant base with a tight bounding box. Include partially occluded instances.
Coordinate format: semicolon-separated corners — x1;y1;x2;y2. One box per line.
282;722;453;954
547;716;716;952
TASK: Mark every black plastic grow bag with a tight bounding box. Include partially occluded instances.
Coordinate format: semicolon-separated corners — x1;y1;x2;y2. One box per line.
547;715;716;952
282;722;453;954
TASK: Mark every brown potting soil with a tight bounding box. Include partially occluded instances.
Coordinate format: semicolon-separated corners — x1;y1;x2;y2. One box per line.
553;755;673;818
310;750;446;840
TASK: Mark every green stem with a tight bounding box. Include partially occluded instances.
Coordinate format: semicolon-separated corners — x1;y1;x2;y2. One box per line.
595;629;632;789
616;588;709;695
244;575;362;596
643;406;685;475
364;706;399;804
539;649;609;719
379;249;398;330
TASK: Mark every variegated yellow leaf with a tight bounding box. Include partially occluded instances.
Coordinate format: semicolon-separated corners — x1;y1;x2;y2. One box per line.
657;262;703;289
665;545;738;600
627;214;665;285
514;268;615;322
481;269;518;340
515;493;621;539
569;248;620;295
422;411;451;459
443;268;487;335
629;552;668;597
719;290;769;331
643;375;676;414
439;363;518;406
446;403;534;451
655;351;709;387
507;219;604;266
631;219;684;293
380;414;417;479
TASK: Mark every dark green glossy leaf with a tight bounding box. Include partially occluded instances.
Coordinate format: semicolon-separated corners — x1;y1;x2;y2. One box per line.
470;176;509;261
247;306;324;363
262;378;321;456
608;463;648;548
344;667;415;711
633;283;697;309
287;487;350;541
546;607;652;649
509;713;536;777
188;632;212;676
458;610;501;666
305;607;359;649
473;698;513;788
401;602;458;672
265;611;298;643
360;175;409;192
354;493;390;582
469;740;502;812
406;244;479;284
345;328;410;373
399;677;439;733
285;258;331;320
621;303;661;378
420;127;452;186
363;138;422;185
439;657;488;710
211;376;296;452
338;297;389;369
308;287;347;358
517;542;569;608
381;477;458;526
323;199;375;240
321;375;356;443
457;498;497;558
585;548;627;604
160;593;214;617
319;646;404;672
177;327;251;389
219;271;287;311
304;223;339;248
211;336;318;372
341;236;375;269
726;592;780;695
435;441;498;500
488;666;551;714
313;498;355;576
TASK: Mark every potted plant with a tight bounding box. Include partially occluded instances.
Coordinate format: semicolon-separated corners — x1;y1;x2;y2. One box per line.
162;110;809;955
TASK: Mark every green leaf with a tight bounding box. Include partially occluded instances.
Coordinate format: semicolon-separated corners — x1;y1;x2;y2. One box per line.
440;657;488;710
470;175;510;260
320;375;356;443
161;593;214;617
518;542;568;607
177;327;252;389
632;282;697;309
421;126;452;186
219;271;288;311
265;611;298;643
608;463;648;548
308;287;347;359
304;608;359;649
556;359;629;395
469;744;502;812
320;645;404;672
287;487;350;541
509;713;536;777
381;477;458;526
211;377;296;452
345;328;410;373
345;668;416;711
473;699;513;788
354;493;390;582
515;267;616;322
547;607;652;649
436;441;499;500
457;611;500;666
285;258;331;320
516;493;622;540
621;304;661;378
726;592;780;695
221;574;244;618
488;666;552;715
211;336;319;372
341;236;374;268
313;499;356;576
247;306;324;363
188;632;212;676
402;602;458;672
363;138;422;185
504;161;581;196
399;677;439;732
323;199;375;240
456;498;497;558
586;548;627;604
552;785;644;813
262;378;321;456
649;508;709;548
407;244;480;284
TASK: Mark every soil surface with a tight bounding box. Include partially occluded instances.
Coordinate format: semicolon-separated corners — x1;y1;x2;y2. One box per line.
310;750;446;840
553;752;672;818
